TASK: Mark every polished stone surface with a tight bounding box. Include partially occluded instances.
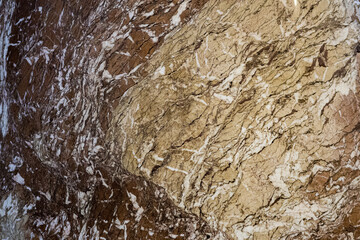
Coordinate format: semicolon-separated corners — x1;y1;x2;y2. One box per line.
1;0;360;239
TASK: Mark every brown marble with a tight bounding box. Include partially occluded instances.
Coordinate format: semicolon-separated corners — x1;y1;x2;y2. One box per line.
1;0;360;239
0;0;225;239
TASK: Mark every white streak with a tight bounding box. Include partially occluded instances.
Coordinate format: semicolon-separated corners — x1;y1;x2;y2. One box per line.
171;0;189;27
127;192;144;222
195;52;201;68
214;93;233;104
143;10;154;18
166;166;188;175
0;1;15;138
12;173;24;185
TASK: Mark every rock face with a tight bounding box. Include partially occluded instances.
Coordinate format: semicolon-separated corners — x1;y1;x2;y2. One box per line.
1;0;360;239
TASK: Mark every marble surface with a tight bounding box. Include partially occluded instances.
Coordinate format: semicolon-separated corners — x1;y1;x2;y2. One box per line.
109;0;360;238
1;0;360;239
0;0;222;239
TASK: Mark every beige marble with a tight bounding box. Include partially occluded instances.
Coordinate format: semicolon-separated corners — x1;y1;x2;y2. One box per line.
109;0;360;238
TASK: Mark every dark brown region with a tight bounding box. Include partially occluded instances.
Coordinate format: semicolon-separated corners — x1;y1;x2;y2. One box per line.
0;0;222;239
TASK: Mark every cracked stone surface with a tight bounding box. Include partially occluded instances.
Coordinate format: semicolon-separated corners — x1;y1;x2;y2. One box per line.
1;0;360;239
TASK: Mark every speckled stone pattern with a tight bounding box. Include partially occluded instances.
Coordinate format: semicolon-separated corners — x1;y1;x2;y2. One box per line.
1;0;360;239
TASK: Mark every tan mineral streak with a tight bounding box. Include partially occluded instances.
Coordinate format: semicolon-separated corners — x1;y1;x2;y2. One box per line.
109;0;360;239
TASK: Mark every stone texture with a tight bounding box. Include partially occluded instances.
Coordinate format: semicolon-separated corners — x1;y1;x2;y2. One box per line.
1;0;360;239
108;0;360;239
1;0;224;239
